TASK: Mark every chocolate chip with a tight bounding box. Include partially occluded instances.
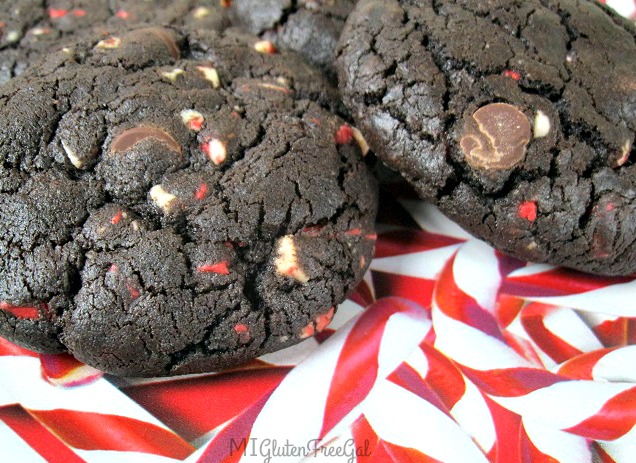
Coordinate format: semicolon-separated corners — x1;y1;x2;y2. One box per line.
110;126;181;155
460;103;532;170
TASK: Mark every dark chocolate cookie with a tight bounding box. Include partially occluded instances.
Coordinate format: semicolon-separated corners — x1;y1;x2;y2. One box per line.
227;0;356;80
0;0;230;83
0;25;377;376
337;0;636;275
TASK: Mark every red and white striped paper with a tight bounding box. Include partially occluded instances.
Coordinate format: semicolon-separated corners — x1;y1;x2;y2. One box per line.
1;1;635;462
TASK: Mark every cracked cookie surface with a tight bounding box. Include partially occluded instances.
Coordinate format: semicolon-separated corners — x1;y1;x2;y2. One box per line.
0;25;377;376
337;0;636;275
0;0;231;84
227;0;356;81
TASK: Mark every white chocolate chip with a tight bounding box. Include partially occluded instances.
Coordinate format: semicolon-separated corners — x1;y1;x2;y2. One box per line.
274;235;309;283
196;66;221;88
202;139;227;165
6;30;20;42
351;127;370;156
30;28;50;37
149;185;178;212
160;68;184;81
61;140;83;168
616;140;632;167
192;6;210;18
180;109;205;131
96;36;122;49
61;47;73;54
255;82;290;94
533;110;551;138
131;221;140;231
253;40;276;54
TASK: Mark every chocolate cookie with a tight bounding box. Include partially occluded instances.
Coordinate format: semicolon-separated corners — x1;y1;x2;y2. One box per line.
0;0;230;83
227;0;356;80
0;26;377;376
337;0;636;275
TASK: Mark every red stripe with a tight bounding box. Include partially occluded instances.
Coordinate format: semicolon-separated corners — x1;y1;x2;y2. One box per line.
519;423;559;463
501;268;633;298
494;294;524;328
435;255;507;343
0;337;38;357
39;353;103;387
520;303;583;363
557;348;617;380
351;415;443;463
372;271;436;309
196;392;272;463
420;342;466;411
593;318;628;347
460;366;565;397
351;415;379;463
375;229;463;258
122;368;290;442
29;409;195;459
565;386;636;440
484;396;521;463
387;363;450;415
320;298;423;439
0;405;86;463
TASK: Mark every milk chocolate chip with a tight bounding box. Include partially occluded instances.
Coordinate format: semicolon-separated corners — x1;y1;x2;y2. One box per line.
460;103;532;170
110;126;182;155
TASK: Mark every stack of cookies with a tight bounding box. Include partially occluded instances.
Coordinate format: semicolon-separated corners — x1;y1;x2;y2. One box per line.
0;0;633;377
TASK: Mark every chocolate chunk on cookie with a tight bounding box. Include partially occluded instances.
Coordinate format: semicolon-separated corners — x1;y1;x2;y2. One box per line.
227;0;356;80
0;0;231;83
0;26;377;376
337;0;636;275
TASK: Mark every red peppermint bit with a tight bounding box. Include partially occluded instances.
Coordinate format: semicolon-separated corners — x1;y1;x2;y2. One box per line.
310;118;321;126
72;9;87;17
220;0;232;7
116;10;131;19
302;225;324;237
0;301;40;320
107;264;119;273
504;70;522;81
127;285;140;299
344;228;362;236
365;233;378;241
189;116;204;131
315;307;335;333
48;8;68;19
360;255;366;269
335;124;354;145
194;183;209;200
300;323;315;339
518;201;538;222
606;203;615;212
234;324;250;343
197;261;231;275
111;210;124;225
234;324;248;333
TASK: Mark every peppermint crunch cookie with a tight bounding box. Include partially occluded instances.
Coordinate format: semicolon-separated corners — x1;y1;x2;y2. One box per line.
337;0;636;275
0;26;377;376
0;0;230;83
